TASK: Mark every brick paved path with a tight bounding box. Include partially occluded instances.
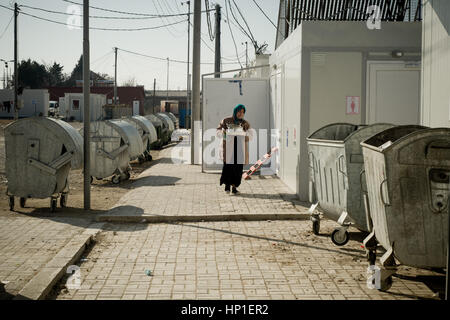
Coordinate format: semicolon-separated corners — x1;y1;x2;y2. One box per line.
54;219;443;300
101;146;306;221
0;216;91;298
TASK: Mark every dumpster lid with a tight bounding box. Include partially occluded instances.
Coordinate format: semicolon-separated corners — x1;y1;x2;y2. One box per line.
156;113;175;131
146;114;163;128
164;112;177;123
131;115;158;144
107;119;145;158
4;117;84;169
308;123;364;142
361;125;428;151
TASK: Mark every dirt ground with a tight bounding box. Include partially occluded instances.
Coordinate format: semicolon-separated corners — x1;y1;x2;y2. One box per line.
0;119;175;219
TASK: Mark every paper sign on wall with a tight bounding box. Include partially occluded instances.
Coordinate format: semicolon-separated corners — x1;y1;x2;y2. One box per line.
346;96;360;115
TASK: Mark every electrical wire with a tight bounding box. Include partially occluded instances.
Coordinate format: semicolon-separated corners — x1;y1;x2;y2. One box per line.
118;47;241;65
251;0;277;29
91;49;114;67
0;12;13;40
20;4;188;20
231;0;256;44
61;0;213;17
0;5;188;32
224;0;242;69
154;0;185;38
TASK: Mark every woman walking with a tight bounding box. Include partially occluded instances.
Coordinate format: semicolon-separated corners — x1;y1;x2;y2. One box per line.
217;104;251;195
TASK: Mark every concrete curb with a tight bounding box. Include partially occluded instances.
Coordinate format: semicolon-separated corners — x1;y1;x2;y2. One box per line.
14;223;105;300
96;213;311;223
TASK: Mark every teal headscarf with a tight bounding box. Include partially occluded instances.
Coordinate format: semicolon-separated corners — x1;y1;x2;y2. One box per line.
232;104;246;124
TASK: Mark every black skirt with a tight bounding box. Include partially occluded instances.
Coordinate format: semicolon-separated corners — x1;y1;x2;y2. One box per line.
220;136;244;188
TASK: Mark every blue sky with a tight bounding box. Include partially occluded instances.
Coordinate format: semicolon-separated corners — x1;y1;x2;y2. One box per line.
0;0;279;90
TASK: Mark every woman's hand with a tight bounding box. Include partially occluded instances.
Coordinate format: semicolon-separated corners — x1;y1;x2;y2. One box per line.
242;122;249;131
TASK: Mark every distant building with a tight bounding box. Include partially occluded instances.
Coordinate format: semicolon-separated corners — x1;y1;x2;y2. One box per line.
47;86;146;116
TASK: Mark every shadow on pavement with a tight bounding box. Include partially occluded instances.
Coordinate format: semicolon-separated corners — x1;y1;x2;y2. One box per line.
11;206;148;232
0;283;15;300
172;222;366;259
96;175;182;189
393;273;445;300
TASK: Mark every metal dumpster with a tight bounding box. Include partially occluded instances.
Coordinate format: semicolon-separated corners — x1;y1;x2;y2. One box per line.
82;120;143;184
361;125;450;290
164;112;179;129
145;114;165;148
125;115;158;162
156;113;175;145
4;117;83;212
307;123;395;246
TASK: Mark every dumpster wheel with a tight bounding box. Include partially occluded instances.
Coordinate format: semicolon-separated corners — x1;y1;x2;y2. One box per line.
20;197;26;208
146;154;152;161
50;198;57;212
367;250;377;266
378;276;393;292
331;228;350;246
60;194;68;208
312;219;320;235
112;175;121;184
9;196;14;211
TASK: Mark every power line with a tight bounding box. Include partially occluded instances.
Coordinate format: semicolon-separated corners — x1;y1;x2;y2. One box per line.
154;0;185;38
20;4;191;20
117;47;241;65
228;0;268;55
251;0;277;29
61;0;213;17
91;49;114;66
0;12;13;40
224;0;242;69
231;0;256;43
228;0;256;47
0;5;188;32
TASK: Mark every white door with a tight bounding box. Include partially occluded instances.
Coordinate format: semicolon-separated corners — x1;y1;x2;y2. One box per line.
203;78;270;171
367;61;421;125
133;101;140;116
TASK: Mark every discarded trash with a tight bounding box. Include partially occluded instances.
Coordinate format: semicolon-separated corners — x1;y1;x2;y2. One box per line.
80;258;89;262
145;269;152;276
141;219;147;223
1;280;10;285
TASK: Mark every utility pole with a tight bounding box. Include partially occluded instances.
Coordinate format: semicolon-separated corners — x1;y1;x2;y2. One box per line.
182;0;191;129
14;2;19;120
214;4;221;78
153;78;156;114
191;0;201;164
166;57;169;102
83;0;91;210
114;47;118;104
